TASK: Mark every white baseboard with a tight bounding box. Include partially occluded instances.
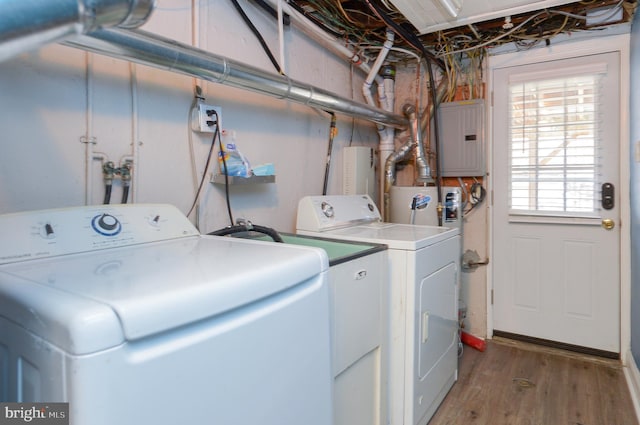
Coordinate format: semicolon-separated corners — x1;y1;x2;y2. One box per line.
624;349;640;423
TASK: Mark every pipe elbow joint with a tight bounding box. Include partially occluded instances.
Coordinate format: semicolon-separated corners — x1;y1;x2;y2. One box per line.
402;103;416;117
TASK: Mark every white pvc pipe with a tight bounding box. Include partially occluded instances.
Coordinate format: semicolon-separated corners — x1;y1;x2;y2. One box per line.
265;0;372;74
362;30;394;109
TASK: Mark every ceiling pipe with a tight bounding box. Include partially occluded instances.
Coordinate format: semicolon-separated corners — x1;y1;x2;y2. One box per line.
0;0;155;62
63;28;408;128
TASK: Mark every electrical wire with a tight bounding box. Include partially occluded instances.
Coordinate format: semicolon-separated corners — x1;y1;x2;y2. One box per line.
187;89;205;224
436;10;547;57
360;44;421;61
553;0;623;21
215;113;235;227
435;0;626;58
186;112;232;225
229;0;285;74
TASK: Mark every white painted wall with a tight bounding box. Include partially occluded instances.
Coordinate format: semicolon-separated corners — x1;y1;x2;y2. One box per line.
0;0;379;233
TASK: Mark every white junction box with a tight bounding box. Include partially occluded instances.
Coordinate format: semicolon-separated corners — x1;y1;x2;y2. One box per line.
192;103;222;133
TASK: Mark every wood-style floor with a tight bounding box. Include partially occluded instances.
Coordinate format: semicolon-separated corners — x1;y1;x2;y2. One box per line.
429;337;638;425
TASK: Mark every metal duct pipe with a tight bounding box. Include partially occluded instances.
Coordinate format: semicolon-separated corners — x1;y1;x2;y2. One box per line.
0;0;155;62
403;103;432;184
382;78;448;220
63;28;408;129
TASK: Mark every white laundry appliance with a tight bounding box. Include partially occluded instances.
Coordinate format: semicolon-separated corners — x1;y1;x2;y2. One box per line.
0;204;333;425
297;195;460;425
246;232;388;425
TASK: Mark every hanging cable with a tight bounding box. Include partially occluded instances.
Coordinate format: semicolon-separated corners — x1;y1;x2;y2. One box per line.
229;0;284;74
186;111;233;226
217;120;235;227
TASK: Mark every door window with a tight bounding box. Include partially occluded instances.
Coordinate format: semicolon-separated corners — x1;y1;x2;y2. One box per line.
508;66;606;218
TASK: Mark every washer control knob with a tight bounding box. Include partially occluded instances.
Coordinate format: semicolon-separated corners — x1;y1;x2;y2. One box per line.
92;213;122;236
98;214;118;230
42;223;55;239
321;201;334;218
149;215;161;227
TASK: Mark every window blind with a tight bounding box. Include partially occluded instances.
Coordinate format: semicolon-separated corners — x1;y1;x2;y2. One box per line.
508;72;603;217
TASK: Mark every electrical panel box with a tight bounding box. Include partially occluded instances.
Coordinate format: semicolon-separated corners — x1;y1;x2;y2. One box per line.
438;100;485;177
343;146;375;200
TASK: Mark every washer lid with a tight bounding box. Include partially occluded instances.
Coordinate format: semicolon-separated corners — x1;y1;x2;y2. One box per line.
302;222;459;250
0;236;328;354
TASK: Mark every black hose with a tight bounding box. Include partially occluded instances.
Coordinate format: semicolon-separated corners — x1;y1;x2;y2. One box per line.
207;224;284;243
121;185;129;204
103;184;112;205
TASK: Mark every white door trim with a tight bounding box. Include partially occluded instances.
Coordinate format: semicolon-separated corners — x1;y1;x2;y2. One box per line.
487;33;631;363
624;347;640;422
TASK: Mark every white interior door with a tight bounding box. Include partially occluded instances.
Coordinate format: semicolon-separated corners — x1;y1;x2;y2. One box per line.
492;51;621;354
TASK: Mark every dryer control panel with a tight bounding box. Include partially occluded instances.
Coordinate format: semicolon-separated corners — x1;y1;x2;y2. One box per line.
297;195;381;232
0;204;199;265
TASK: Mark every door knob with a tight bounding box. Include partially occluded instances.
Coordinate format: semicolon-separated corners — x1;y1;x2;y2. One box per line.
602;218;615;230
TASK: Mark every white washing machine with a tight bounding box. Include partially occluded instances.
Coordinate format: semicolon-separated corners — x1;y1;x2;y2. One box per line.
297;195;460;425
0;204;333;425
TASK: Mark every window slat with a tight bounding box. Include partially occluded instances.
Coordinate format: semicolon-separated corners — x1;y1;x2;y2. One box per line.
508;74;602;215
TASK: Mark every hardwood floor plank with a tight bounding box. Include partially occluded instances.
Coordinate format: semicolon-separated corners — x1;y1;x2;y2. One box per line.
428;338;638;425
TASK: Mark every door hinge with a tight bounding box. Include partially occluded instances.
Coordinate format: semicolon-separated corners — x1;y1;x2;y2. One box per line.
491;289;494;305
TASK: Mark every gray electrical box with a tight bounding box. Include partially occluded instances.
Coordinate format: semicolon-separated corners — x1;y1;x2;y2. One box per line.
437;100;485;177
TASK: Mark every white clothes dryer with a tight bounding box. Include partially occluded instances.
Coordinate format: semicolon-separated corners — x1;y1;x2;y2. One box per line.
297;194;460;425
0;204;333;425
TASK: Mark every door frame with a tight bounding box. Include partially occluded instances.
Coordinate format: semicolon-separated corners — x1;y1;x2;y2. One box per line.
487;33;631;364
